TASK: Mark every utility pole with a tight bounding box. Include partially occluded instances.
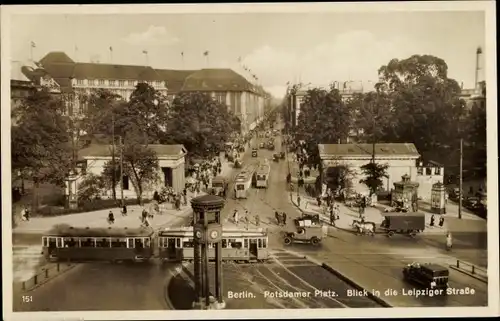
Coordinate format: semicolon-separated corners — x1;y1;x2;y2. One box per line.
458;138;463;219
120;135;124;208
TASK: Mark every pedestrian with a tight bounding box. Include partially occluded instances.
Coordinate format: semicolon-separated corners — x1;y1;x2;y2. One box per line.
255;215;260;226
175;196;181;210
108;210;115;224
122;204;128;216
439;216;445;228
430;214;435;227
317;196;322;207
446;232;453;251
330;208;336;226
282;212;287;226
275;211;280;225
297;195;301;207
233;210;239;225
182;193;187;206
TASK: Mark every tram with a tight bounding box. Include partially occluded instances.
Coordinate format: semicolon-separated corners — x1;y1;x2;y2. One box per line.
255;163;271;188
41;226;155;262
158;227;270;262
234;166;255;199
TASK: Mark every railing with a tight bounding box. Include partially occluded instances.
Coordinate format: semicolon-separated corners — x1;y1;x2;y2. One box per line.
453;260;487;282
20;262;75;292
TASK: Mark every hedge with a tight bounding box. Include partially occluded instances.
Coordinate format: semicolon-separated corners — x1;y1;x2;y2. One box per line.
36;198;150;217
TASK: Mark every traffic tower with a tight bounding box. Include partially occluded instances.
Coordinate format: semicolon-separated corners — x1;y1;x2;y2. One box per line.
190;194;226;309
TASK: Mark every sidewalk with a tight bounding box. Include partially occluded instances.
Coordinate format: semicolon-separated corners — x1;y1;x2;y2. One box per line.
13;191;203;234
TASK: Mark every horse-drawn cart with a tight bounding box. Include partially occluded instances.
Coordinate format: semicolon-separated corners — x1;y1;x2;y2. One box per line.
381;213;425;238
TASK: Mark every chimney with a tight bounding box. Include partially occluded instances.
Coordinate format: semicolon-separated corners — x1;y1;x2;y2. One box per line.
474;46;483;93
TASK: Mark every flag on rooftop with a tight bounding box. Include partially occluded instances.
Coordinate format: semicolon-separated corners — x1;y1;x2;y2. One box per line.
30;41;36;48
203;50;209;56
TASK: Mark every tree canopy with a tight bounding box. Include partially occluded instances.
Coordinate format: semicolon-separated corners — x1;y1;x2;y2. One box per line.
296;84;353;166
162;92;237;158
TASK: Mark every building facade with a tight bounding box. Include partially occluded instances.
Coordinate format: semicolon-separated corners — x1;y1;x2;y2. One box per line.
17;52;265;135
415;160;445;201
318;143;423;197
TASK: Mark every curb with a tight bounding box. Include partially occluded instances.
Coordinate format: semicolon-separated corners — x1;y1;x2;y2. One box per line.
19;263;79;293
320;263;392;307
449;265;488;283
280;248;392;308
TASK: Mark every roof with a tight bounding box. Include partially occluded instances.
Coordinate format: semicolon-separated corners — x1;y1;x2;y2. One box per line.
155;69;195;93
39;52;75;65
46;225;154;237
190;194;225;207
72;63;162;81
318;143;420;158
78;144;187;159
181;68;256;93
11;61;32;81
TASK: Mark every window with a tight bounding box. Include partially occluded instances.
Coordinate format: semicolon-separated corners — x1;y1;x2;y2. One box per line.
243;239;248;248
434;167;441;175
128;80;135;86
77;79;84;86
426;168;432;176
222;239;227;248
183;238;194;248
119;80;125;87
88;79;95;86
258;238;262;248
214;92;226;104
98;79;105;86
123;176;129;190
109;80;116;87
417;168;423;175
262;238;267;248
234;92;242;114
176;238;181;248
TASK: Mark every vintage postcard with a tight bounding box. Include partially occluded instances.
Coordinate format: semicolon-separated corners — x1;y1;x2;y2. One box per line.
2;2;498;320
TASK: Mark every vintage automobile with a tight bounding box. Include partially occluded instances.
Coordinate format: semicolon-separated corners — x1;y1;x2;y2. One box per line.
252;148;258;157
381;213;425;237
283;217;325;246
259;142;266;149
234;158;242;168
267;142;275;150
279;151;286;159
403;262;449;290
272;153;280;162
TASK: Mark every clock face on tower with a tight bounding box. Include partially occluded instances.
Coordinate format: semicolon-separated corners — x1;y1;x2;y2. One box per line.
195;230;202;239
210;230;219;239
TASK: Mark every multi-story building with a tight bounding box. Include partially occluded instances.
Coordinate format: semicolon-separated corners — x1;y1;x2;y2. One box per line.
17;52;265;134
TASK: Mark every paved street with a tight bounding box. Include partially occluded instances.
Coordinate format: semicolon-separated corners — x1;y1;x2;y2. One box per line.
10;128;489;311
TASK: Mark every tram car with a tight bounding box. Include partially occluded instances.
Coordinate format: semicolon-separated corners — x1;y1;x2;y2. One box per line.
41;225;155;263
158;227;270;263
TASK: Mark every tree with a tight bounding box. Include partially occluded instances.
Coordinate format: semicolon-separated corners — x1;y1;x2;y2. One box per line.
121;142;160;205
101;158;121;199
323;162;356;194
163;92;236;159
359;162;389;196
377;54;467;167
296;84;353;167
77;173;105;203
11;87;71;213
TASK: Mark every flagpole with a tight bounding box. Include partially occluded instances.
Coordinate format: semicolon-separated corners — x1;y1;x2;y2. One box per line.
109;47;113;64
30;43;33;62
181;52;185;69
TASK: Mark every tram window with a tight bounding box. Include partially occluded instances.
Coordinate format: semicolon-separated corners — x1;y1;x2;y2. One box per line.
222;239;227;248
243;239;248;248
183;238;194;248
111;238;126;248
258;239;262;248
48;237;57;248
176;238;181;248
236;184;244;190
144;238;151;248
63;238;77;247
56;237;63;248
81;238;96;247
42;237;48;247
232;241;243;249
167;238;176;248
134;238;144;248
262;238;267;248
127;238;135;249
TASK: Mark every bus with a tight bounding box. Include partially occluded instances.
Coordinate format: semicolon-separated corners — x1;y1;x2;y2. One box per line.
41;226;155;263
234;166;255;199
255;163;271;188
158;226;270;262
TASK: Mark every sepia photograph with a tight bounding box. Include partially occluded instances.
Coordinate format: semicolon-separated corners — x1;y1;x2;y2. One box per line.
2;2;498;320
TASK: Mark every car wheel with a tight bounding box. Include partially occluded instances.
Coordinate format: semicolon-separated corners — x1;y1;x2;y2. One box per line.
310;237;320;245
284;237;292;245
387;231;394;237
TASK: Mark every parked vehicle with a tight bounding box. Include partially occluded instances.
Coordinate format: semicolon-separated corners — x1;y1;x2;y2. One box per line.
251;148;258;157
381;213;425;237
210;176;228;198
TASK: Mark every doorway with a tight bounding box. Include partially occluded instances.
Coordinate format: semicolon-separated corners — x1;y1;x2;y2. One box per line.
162;167;173;187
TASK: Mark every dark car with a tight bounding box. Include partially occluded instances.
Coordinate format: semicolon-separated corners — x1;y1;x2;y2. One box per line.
403;262;449;291
252;148;258;157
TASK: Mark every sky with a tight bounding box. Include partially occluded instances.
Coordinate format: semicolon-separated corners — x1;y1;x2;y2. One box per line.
7;6;487;98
